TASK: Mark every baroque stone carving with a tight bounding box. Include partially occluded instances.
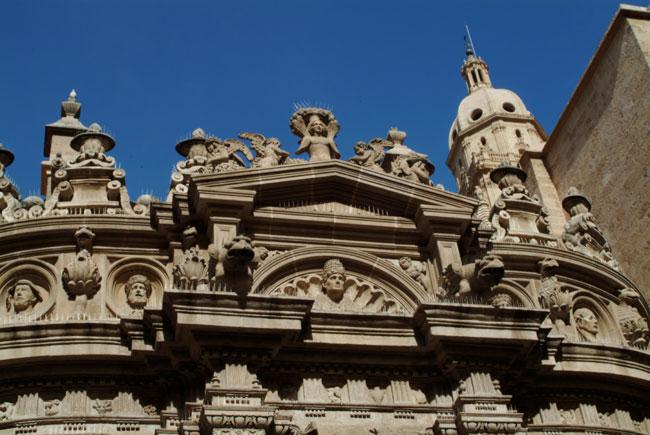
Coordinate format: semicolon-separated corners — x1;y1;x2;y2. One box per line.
62;226;102;312
272;259;404;313
349;138;393;171
439;254;505;297
0;402;14;421
561;187;621;271
617;288;649;348
538;257;571;334
382;127;435;186
124;274;152;312
239;133;291;168
5;279;43;315
472;186;492;229
290;107;341;162
67;123;116;168
489;162;556;246
208;235;264;293
574;307;599;342
173;226;209;291
398;257;431;293
44;399;61;416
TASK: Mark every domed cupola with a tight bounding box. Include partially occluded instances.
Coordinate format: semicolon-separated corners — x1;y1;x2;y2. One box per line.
446;48;548;204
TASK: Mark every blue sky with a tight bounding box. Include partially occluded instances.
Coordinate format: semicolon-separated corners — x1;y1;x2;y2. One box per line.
0;1;645;200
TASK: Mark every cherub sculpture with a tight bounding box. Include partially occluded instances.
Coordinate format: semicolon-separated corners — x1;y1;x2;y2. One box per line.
290;108;340;162
205;137;254;173
238;133;290;168
348;138;393;171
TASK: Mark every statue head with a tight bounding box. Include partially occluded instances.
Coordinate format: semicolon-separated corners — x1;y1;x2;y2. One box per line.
574;307;599;340
124;274;152;310
399;257;412;270
322;259;346;302
7;279;42;314
307;115;327;137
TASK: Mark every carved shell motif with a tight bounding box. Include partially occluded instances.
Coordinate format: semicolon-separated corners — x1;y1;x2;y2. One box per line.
62;249;102;298
272;274;404;314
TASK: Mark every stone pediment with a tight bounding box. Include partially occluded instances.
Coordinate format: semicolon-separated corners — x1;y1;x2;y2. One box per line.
182;160;477;223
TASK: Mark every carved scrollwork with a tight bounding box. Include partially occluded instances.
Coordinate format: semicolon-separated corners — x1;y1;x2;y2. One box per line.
617;288;649;348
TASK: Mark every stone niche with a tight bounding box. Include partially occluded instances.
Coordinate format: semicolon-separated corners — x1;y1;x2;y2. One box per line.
0;259;57;319
105;257;168;317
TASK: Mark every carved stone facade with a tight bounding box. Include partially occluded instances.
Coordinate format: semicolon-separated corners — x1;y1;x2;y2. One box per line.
0;9;649;435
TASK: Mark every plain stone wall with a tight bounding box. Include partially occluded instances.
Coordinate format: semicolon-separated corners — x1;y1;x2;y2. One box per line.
544;15;650;300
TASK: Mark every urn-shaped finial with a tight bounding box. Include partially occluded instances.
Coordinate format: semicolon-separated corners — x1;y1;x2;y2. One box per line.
70;123;116;154
562;187;592;216
489;161;527;189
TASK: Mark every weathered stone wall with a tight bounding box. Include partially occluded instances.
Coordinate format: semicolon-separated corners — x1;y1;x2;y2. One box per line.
544;13;650;300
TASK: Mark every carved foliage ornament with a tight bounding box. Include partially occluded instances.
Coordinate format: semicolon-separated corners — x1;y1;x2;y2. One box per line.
62;226;102;312
538;257;572;333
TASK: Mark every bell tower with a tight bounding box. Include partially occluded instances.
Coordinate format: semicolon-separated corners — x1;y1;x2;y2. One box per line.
447;48;548;206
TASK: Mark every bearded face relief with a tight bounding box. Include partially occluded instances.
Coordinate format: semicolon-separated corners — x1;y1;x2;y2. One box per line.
7;279;42;314
124;274;152;311
322;259;346;303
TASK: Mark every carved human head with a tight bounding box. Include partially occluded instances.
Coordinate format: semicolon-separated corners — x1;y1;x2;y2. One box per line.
574;307;599;337
7;279;42;314
354;142;369;153
399;257;412;270
124;274;152;310
307;115;327;136
322;259;346;302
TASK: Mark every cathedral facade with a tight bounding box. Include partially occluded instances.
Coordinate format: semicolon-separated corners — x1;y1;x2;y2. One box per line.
0;5;648;435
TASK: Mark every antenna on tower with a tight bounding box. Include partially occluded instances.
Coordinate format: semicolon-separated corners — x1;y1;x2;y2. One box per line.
465;24;477;57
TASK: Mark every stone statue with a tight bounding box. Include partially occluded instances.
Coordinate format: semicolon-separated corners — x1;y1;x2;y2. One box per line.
398;257;430;292
440;254;505;297
208;235;263;293
67;123;116;168
348;139;392;171
321;259;346;303
239;133;291;168
392;155;435;185
574;307;599;342
124;274;152;312
561;187;621;271
290;108;340;162
617;288;649;348
538;258;571;334
5;279;42;314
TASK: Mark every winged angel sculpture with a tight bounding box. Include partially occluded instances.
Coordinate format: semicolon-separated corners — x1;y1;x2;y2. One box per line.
349;138;394;172
290;108;341;162
238;133;291;168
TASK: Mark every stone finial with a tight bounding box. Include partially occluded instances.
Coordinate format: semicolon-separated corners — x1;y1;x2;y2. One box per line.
562;186;592;216
489;161;527;189
60;89;82;119
0;143;15;170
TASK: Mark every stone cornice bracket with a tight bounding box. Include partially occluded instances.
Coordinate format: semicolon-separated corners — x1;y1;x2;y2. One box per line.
73;225;95;253
414;302;549;370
